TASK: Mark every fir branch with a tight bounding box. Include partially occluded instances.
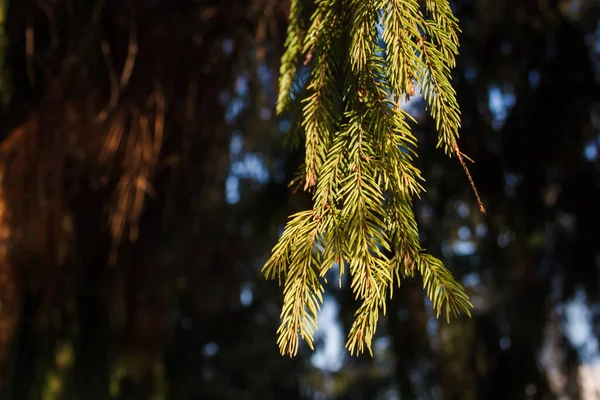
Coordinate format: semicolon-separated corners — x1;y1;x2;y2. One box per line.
417;254;473;322
423;0;460;67
364;53;425;198
263;210;326;357
346;291;383;356
263;210;314;284
313;126;349;210
266;0;476;358
417;33;486;212
300;0;343;189
386;202;473;321
417;36;461;156
349;0;377;72
337;113;393;354
385;194;419;294
338;115;391;299
282;67;311;151
276;0;305;115
378;0;423;99
314;130;351;285
319;212;347;286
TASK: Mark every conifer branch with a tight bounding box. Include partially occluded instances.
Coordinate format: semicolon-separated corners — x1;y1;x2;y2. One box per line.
417;254;473;322
418;36;461;156
338;115;391;302
424;0;460;67
378;0;423;99
417;30;486;212
266;0;476;358
365;53;424;198
300;0;343;189
263;210;326;356
276;0;305;115
349;0;377;72
346;292;382;356
264;210;312;284
314;133;350;285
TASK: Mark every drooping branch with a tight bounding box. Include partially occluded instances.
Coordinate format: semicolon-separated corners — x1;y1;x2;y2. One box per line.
264;0;477;357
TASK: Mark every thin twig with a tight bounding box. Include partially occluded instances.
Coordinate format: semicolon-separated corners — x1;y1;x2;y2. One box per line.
452;140;486;214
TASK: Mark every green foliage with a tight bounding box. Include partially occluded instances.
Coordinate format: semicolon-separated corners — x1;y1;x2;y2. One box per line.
264;0;476;357
276;0;304;116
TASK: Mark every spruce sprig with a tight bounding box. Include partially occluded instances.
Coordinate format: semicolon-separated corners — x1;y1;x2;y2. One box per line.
424;0;460;67
349;0;377;72
300;0;343;189
418;37;460;156
265;0;479;357
263;210;325;356
276;0;305;115
378;0;423;100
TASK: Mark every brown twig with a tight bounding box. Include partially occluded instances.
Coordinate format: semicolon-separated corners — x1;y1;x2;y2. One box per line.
452;140;486;214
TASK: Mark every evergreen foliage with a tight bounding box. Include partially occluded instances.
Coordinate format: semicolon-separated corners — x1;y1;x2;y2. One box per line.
263;0;481;357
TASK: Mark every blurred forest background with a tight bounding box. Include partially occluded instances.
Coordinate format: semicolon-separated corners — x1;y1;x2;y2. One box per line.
0;0;599;399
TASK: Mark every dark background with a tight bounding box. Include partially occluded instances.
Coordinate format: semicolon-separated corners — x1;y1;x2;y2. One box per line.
0;0;599;399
